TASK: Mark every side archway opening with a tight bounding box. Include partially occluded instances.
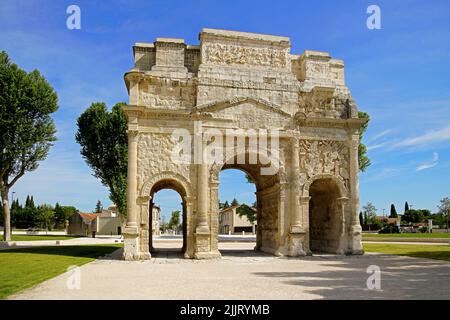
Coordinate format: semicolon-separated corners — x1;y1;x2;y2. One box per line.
149;179;187;256
308;178;344;254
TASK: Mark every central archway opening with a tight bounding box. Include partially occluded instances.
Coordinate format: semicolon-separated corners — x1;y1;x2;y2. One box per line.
149;180;187;257
309;178;342;254
218;168;257;256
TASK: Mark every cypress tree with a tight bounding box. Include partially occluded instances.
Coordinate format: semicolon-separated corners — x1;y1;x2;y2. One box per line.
404;201;410;213
390;204;398;218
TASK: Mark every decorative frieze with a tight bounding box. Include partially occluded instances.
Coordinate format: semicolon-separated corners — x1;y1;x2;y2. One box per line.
205;43;287;68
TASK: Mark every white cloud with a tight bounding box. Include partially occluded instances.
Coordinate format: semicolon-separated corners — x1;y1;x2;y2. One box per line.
416;152;439;171
366;129;393;144
392;126;450;149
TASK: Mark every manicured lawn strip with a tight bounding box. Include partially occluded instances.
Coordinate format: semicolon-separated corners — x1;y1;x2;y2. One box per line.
2;235;80;241
0;244;122;299
363;243;450;262
362;233;450;239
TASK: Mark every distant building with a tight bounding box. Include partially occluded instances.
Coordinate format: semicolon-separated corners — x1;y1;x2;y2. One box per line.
152;205;161;235
67;213;98;237
67;204;124;236
219;205;256;235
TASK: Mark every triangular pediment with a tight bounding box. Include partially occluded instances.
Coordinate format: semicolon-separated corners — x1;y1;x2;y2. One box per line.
192;97;291;117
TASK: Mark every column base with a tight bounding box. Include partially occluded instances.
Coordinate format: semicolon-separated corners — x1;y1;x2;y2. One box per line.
122;226;142;261
349;224;364;255
287;233;306;257
194;251;221;259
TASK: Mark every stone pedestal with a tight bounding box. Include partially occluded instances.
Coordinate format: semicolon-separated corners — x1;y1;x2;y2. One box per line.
349;224;364;255
122;226;142;261
287;226;307;257
194;232;221;259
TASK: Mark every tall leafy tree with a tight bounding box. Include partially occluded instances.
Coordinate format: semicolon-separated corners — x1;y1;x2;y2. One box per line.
437;197;450;232
54;204;77;228
0;51;58;241
362;202;378;231
358;111;371;172
76;102;128;215
389;204;398;218
36;204;54;231
231;198;239;206
168;210;181;230
359;211;364;226
403;209;425;224
236;204;256;223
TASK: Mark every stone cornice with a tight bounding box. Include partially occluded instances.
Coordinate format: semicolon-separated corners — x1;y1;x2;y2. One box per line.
192;96;292;117
295;116;366;130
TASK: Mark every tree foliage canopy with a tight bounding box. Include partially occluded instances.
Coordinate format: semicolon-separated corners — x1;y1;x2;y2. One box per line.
76;102;128;215
0;51;58;240
358;111;371;172
0;51;58;190
236;204;257;223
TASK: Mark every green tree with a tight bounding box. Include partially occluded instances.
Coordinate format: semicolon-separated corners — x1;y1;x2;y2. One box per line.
231;198;239;206
54;203;77;228
167;211;181;230
404;201;410;213
359;211;364;226
0;51;58;241
389;204;398;218
236;204;257;223
363;202;379;231
36;204;54;231
223;201;230;208
95;200;103;213
358;111;371;172
76;102;128;216
25;195;31;208
403;209;425;224
437;197;450;232
29;195;35;209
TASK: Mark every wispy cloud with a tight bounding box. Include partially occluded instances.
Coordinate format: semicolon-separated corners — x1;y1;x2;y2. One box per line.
367;142;389;152
416;152;439;171
366;129;393;144
391;125;450;150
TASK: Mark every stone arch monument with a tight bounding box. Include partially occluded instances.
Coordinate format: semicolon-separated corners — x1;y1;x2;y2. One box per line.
122;28;365;260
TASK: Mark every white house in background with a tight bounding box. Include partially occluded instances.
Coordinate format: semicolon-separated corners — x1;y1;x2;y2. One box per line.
219;205;256;235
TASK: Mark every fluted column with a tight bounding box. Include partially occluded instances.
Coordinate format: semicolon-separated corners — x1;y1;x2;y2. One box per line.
290;138;303;232
288;137;306;257
349;132;363;254
349;133;360;229
122;128;144;261
126;130;139;227
196;133;209;234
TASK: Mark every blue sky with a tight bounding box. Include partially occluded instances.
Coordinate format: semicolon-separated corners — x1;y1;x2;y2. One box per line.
1;0;449;219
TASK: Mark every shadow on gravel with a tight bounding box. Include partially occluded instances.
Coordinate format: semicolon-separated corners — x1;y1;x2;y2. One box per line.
252;254;450;299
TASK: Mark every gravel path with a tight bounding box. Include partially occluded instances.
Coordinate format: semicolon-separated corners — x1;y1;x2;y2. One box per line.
9;242;450;300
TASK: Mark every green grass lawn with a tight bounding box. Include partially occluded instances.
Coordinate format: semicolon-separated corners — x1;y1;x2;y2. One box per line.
362;232;450;239
363;243;450;262
0;244;122;299
2;235;79;241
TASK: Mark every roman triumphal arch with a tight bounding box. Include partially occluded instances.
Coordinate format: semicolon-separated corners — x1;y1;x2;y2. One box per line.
121;28;365;260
